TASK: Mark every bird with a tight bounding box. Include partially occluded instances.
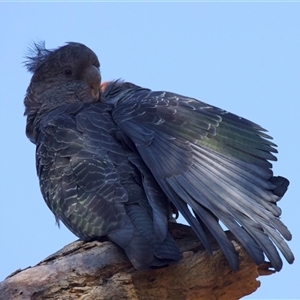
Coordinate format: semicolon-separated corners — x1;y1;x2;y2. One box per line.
24;41;294;272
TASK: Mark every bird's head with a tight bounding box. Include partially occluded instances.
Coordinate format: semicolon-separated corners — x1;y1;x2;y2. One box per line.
24;42;101;141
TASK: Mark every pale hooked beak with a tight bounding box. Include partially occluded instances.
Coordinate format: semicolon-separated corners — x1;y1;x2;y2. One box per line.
83;65;101;101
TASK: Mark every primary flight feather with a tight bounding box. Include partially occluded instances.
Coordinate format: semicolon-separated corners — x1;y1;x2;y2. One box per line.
24;42;294;271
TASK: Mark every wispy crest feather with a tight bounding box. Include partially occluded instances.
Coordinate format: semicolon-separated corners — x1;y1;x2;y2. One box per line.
24;41;52;73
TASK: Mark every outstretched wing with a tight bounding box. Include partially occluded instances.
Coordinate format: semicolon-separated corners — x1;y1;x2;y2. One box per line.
110;84;294;271
36;102;181;269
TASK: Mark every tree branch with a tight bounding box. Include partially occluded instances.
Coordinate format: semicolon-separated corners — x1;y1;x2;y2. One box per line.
0;223;274;300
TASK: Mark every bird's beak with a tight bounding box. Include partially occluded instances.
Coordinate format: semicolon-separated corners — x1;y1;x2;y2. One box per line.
83;65;101;101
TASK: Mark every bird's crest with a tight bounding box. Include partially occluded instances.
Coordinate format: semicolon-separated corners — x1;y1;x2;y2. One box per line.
24;41;52;73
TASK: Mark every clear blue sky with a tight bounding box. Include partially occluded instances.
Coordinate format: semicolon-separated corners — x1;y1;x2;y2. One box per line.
1;3;299;299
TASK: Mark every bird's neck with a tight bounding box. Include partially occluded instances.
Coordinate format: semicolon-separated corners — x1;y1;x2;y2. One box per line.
101;80;150;106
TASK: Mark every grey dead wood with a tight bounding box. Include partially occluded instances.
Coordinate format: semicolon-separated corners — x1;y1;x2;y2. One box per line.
0;223;274;300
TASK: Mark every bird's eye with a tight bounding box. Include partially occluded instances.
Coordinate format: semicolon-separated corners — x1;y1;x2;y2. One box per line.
64;69;73;76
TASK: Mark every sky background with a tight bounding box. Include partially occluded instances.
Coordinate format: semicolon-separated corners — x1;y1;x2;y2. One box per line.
1;3;299;299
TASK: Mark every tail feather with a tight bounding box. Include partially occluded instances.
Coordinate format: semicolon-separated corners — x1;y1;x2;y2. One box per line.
109;204;182;270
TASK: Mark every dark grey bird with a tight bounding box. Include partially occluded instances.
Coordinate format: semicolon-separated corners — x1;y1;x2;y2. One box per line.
24;42;294;271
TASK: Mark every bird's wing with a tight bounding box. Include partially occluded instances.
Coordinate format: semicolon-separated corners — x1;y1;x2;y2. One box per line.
111;86;294;271
37;103;128;240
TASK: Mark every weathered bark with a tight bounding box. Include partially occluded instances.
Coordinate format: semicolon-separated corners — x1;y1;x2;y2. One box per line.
0;223;274;300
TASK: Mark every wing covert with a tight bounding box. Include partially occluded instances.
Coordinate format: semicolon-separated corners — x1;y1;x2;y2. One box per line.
37;103;128;240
